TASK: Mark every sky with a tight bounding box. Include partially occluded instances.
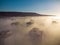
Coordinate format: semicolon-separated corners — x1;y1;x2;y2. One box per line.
0;0;60;15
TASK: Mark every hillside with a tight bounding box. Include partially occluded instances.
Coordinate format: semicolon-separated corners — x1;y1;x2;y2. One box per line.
0;12;54;17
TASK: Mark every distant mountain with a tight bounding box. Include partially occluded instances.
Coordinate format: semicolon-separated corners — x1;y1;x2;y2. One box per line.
0;12;54;17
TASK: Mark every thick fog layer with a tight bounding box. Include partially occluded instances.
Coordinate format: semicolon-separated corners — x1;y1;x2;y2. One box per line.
0;16;60;45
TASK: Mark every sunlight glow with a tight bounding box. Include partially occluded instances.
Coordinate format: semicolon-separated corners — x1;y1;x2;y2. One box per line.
49;16;60;20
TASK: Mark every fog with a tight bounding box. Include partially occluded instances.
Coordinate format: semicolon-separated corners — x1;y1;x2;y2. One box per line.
0;16;60;45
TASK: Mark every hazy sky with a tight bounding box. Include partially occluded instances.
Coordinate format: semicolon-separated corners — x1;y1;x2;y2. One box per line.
0;0;60;15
